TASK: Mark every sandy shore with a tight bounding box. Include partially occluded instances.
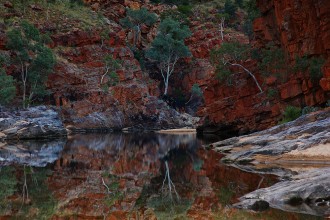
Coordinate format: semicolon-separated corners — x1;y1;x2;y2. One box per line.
156;128;196;134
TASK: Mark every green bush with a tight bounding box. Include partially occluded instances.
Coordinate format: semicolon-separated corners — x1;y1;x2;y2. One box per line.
6;20;56;108
309;57;325;83
267;88;279;99
177;5;193;16
280;106;301;124
294;55;325;83
302;106;319;115
224;0;238;19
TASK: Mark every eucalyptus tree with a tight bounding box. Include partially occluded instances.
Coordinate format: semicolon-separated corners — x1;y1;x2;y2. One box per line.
120;8;158;47
6;21;55;108
211;42;263;93
146;18;191;95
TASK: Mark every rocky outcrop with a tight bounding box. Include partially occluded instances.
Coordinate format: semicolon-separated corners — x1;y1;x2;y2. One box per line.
255;0;330;92
212;108;330;167
209;108;330;216
235;168;330;217
196;0;330;135
0;106;67;140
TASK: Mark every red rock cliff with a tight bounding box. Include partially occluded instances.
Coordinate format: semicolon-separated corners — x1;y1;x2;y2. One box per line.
197;0;330;136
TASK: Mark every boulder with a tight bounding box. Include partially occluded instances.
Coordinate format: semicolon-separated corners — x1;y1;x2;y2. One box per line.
0;106;67;140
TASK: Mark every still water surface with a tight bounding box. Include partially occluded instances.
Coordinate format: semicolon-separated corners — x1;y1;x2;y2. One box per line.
0;133;324;219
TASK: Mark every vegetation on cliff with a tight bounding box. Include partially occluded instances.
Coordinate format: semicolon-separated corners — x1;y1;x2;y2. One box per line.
6;20;56;108
146;18;191;95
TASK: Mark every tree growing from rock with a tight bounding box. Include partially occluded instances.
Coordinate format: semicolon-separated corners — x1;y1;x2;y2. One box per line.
120;8;157;47
6;21;56;108
211;41;263;93
100;55;121;91
186;84;203;105
146;18;191;95
0;56;16;106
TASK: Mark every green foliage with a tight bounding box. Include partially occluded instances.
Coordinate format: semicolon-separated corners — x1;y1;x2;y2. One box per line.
102;55;121;90
147;196;192;220
280;106;301;124
267;88;279;99
258;43;287;80
177;5;193;16
215;65;232;83
6;20;56;107
0;167;17;214
244;0;261;20
216;186;235;205
211;42;250;63
69;0;84;7
0;72;16;105
146;18;191;94
302;106;319;115
146;18;191;64
160;9;190;25
108;71;119;86
242;0;261;38
294;55;309;72
294;55;325;83
224;0;238;19
103;173;123;207
235;0;243;7
130;46;146;70
0;167;57;219
120;8;157;30
309;57;325;83
326;100;330;107
0;56;16;105
211;42;250;82
191;84;203;97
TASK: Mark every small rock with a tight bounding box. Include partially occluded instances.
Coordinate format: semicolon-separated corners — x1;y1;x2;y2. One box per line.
91;3;99;11
30;4;42;11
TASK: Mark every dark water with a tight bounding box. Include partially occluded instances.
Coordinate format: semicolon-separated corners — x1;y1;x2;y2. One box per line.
0;133;324;219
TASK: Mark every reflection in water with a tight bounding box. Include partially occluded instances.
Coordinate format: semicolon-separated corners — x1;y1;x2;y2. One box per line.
0;138;65;167
0;133;325;219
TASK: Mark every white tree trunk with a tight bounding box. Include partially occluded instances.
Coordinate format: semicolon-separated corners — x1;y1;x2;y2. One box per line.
229;62;263;93
220;17;225;41
164;73;169;95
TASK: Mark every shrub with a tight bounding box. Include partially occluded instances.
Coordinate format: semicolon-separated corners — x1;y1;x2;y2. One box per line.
302;106;319;115
294;55;325;83
177;5;193;16
6;21;56;108
267;88;279;99
224;0;238;19
280;106;301;124
258;43;288;81
309;57;325;83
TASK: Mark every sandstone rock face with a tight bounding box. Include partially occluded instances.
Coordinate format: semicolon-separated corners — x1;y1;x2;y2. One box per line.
254;0;330;92
197;0;330;135
42;3;198;131
0;106;67;140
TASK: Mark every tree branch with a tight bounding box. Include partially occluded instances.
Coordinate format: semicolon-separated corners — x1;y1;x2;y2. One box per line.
228;62;263;93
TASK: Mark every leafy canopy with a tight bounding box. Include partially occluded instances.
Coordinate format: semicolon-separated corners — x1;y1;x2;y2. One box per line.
120;8;157;30
210;42;250;81
6;20;56;106
146;18;191;62
0;55;16;105
0;70;16;106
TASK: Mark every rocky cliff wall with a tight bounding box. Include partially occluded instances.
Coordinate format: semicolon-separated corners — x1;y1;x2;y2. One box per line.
197;0;330;136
